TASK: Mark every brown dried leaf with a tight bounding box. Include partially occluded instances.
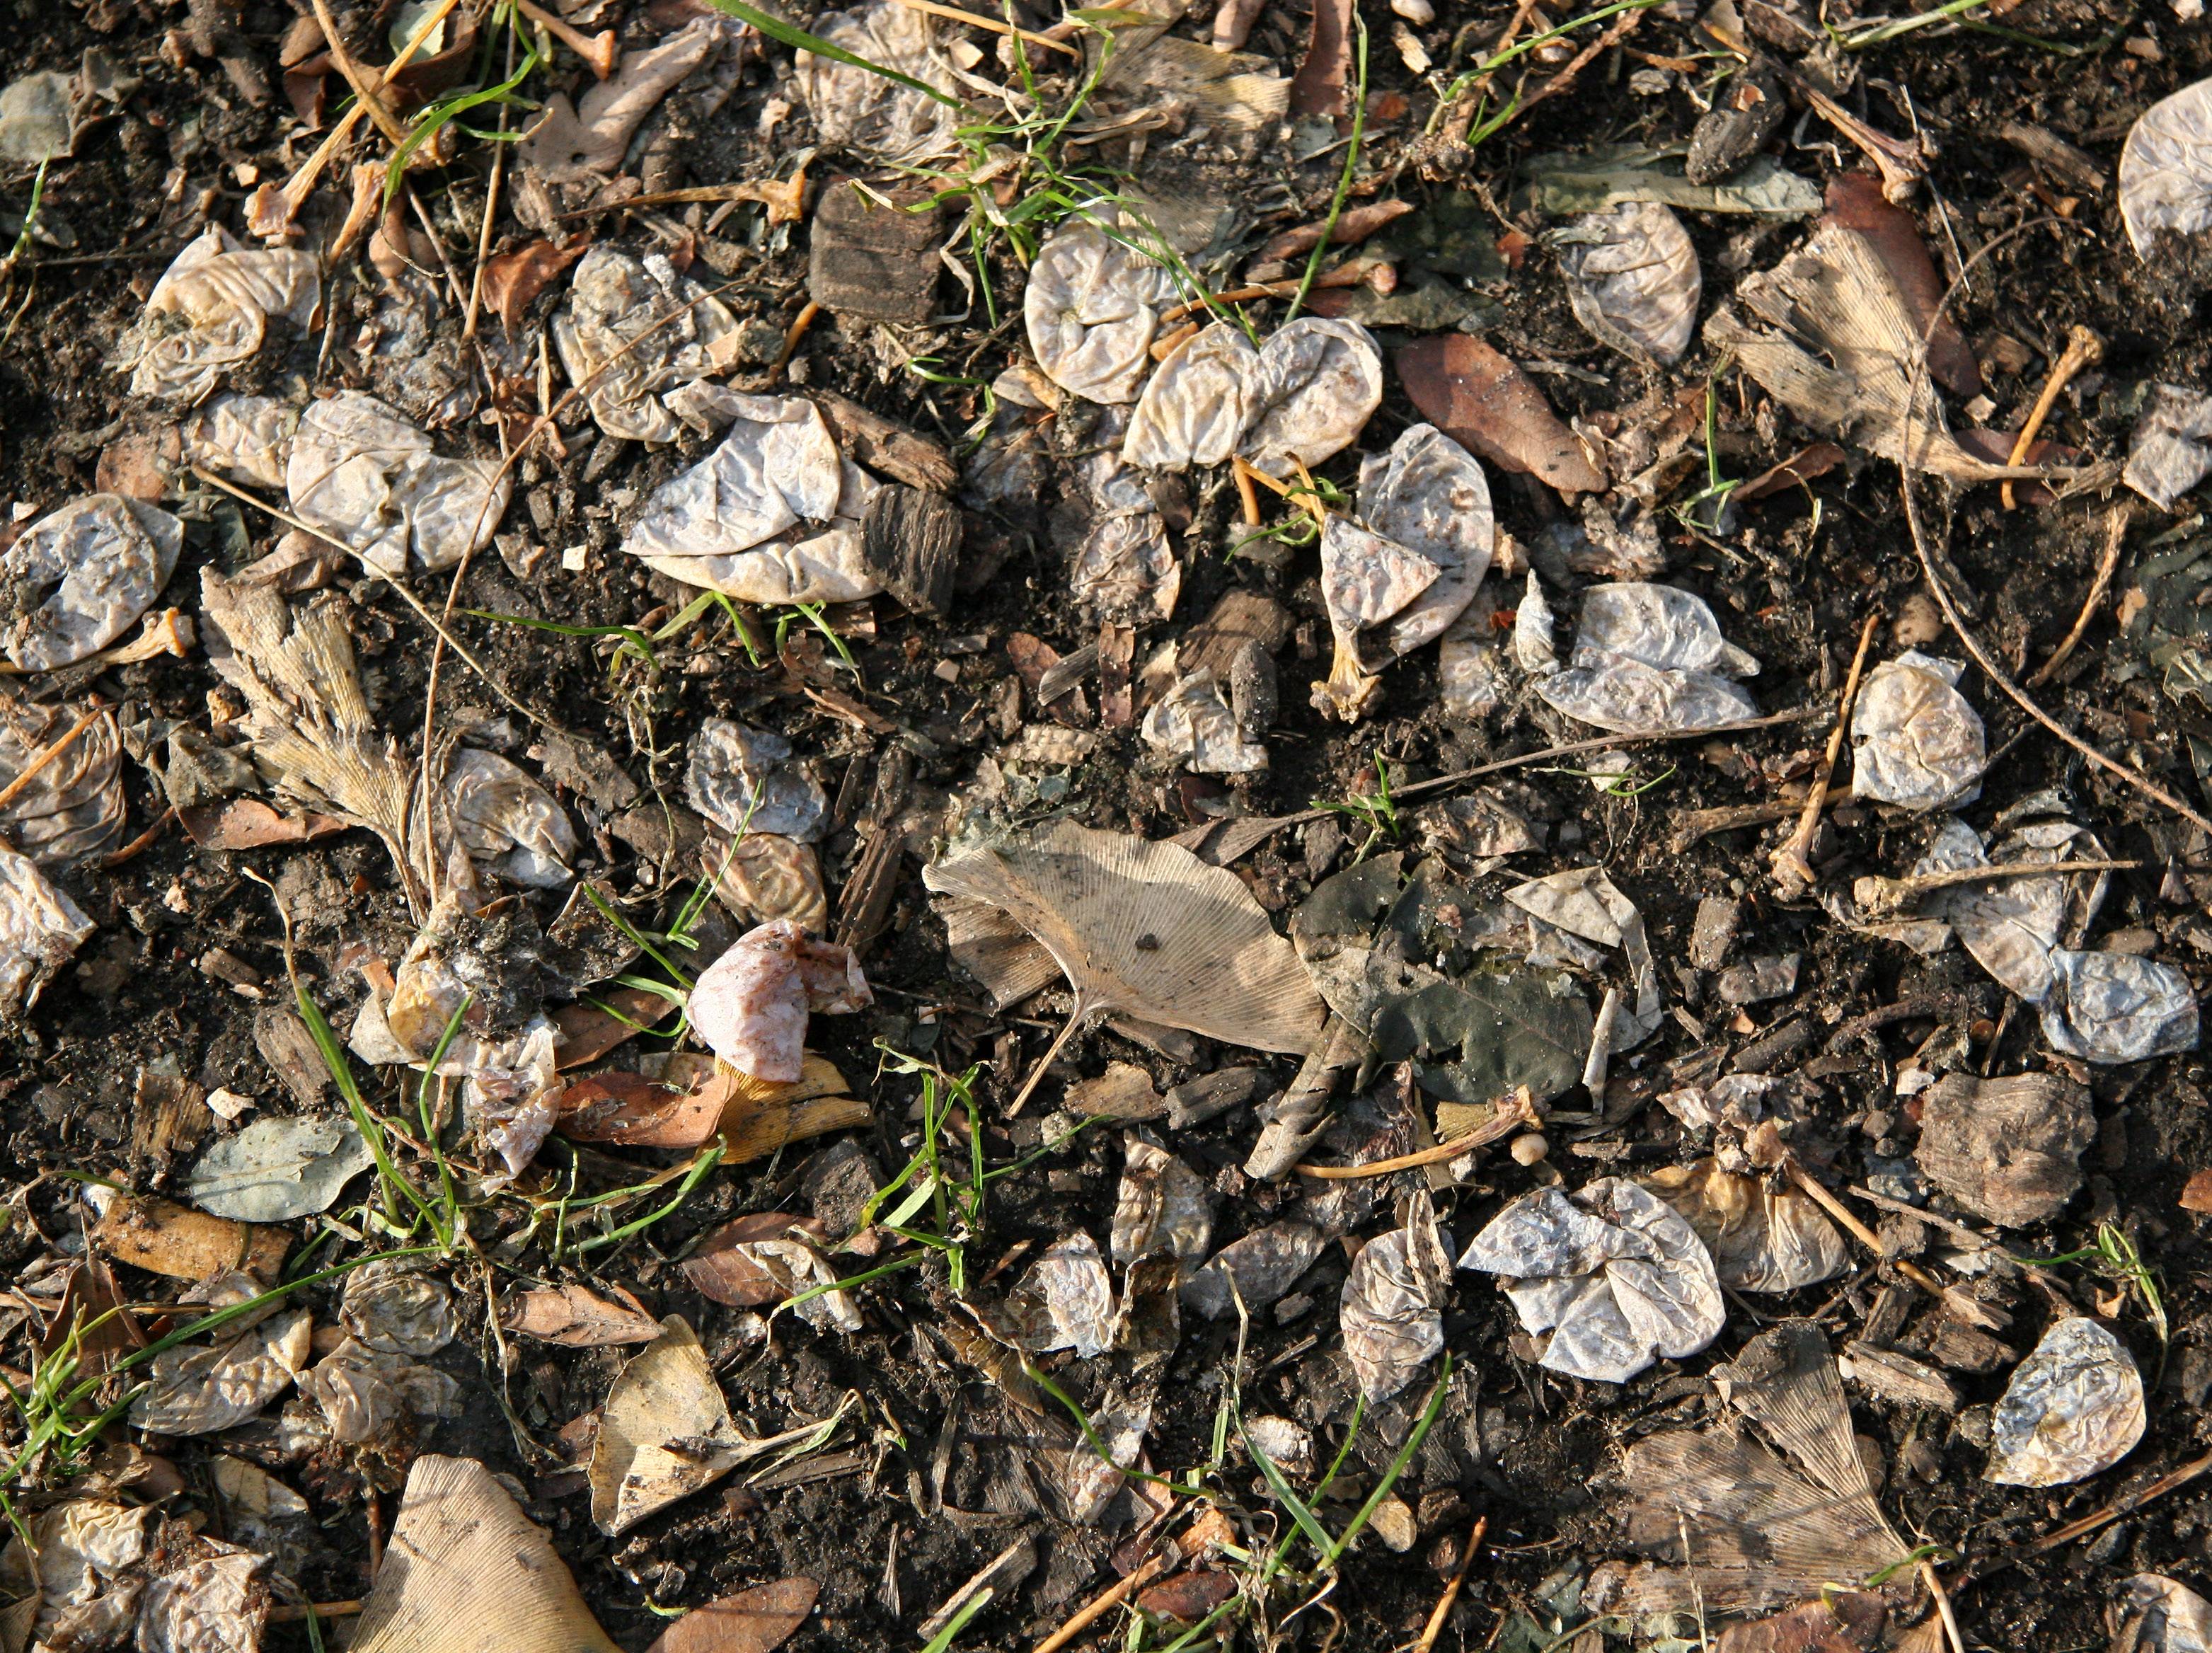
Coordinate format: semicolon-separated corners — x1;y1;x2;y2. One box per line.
1821;173;1981;398
178;797;350;849
1914;1071;2092;1228
1713;1593;1886;1653
1395;335;1607;496
482;235;591;333
680;1214;828;1307
558;1066;733;1148
645;1579;820;1653
506;1284;665;1347
1287;0;1352;118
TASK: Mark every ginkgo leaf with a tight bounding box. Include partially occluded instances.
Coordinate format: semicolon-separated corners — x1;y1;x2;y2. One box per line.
924;821;1325;1107
2120;77;2212;255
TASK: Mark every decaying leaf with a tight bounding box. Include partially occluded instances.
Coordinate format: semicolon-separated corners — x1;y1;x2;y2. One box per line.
1071;508;1180;626
120;225;318;403
300;1336;463;1444
93;1192;289;1283
1112;1139;1213;1273
0;1500;155;1653
687;719;830;844
1459;1178;1724;1383
1183;1221;1324;1320
185;1114;374;1222
1504;864;1663;1045
681;1214;860;1332
1536;582;1762;736
690;920;872;1083
481;235;590;333
2124;385;2212;512
1123;321;1260;470
1521;144;1821;218
1643;1160;1848;1293
1025;217;1180;404
0;842;93;1022
1914;1071;2092;1228
558;1066;729;1149
1910;812;2108;1002
1357;423;1494;660
136;1549;267;1653
2120;77;2212;257
1;494;183;672
1141;669;1266;773
705;831;829;933
590;1318;842;1534
1850;652;1984;812
131;1299;311;1436
551;246;738;443
285;391;510;577
645;1578;821;1653
1822;172;1981;398
1395;335;1606;496
1238;318;1386;477
1588;1322;1910;1619
924;819;1325;1058
1556;202;1701;364
506;1282;664;1347
0;697;124;868
350;1455;621;1653
626;403;879;605
1707;225;2017;483
341;1257;456;1357
1710;1592;1888;1653
2110;1574;2212;1653
2041;949;2201;1066
1000;1232;1117;1358
447;747;577;889
1340;1193;1451;1401
519;18;714;183
1986;1317;2145;1487
797;3;959;166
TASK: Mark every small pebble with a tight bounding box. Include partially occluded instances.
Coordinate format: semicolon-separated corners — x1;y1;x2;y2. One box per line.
1389;0;1435;20
1509;1132;1548;1165
1369;1495;1418;1553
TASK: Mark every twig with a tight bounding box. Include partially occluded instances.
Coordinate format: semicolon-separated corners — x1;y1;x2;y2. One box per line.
280;0;463;217
1511;4;1648;122
95;805;177;870
267;1600;365;1624
2022;1450;2212;1560
1787;1156;2003;1328
1029;1551;1173;1653
309;0;410;147
1920;1557;1966;1653
1436;0;1541;146
2002;324;2102;510
1415;1516;1487;1653
1296;1090;1534;1179
769;299;822;384
891;0;1080;55
186;466;547;730
462;15;521;343
511;0;619;76
0;704;108;817
1773;609;1880;898
1853;857;2144;916
2025;502;2129;686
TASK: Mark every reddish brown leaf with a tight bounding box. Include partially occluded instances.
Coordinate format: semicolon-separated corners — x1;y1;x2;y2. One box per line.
1954;427;2069;505
1137;1569;1239;1624
558;1064;733;1148
1713;1591;1884;1653
506;1283;664;1347
1738;442;1848;502
1821;173;1981;400
1395;335;1608;496
2183;1169;2212;1214
645;1578;819;1653
179;797;351;850
483;235;592;333
96;424;180;502
553;987;682;1071
1288;0;1354;120
1258;199;1415;263
681;1214;830;1307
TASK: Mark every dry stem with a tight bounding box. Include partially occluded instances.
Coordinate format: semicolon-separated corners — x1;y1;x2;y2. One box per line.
2003;324;2102;509
2025;502;2129;686
1772;609;1880;898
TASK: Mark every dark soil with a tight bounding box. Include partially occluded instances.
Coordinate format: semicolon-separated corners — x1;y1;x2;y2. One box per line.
5;0;2212;1649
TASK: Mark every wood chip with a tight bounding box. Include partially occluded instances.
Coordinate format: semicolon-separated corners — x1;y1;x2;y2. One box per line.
807;176;942;326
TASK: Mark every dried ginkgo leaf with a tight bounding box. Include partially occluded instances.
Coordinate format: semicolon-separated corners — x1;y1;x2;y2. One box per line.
1071;509;1180;626
1556;202;1700;364
1642;1160;1846;1294
1850;651;1985;812
690;920;872;1083
1459;1178;1722;1383
1340;1193;1451;1400
1587;1323;1910;1620
682;1214;860;1332
923;820;1326;1105
0;843;94;1023
341;1257;456;1357
1123;321;1261;470
998;1232;1116;1357
1025;217;1180;404
1238;318;1385;476
0;697;124;869
351;1455;621;1653
797;3;959;166
0;1500;154;1653
1986;1317;2145;1487
1112;1139;1214;1272
2124;385;2212;512
518;19;713;182
551;246;738;443
628;436;877;606
2120;78;2212;256
137;1550;267;1653
1141;669;1267;774
1;494;183;672
1183;1221;1324;1320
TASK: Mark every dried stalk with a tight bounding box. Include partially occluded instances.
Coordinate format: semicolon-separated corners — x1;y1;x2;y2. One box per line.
2002;324;2102;510
1296;1088;1536;1179
2025;502;2129;686
1772;609;1880;898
